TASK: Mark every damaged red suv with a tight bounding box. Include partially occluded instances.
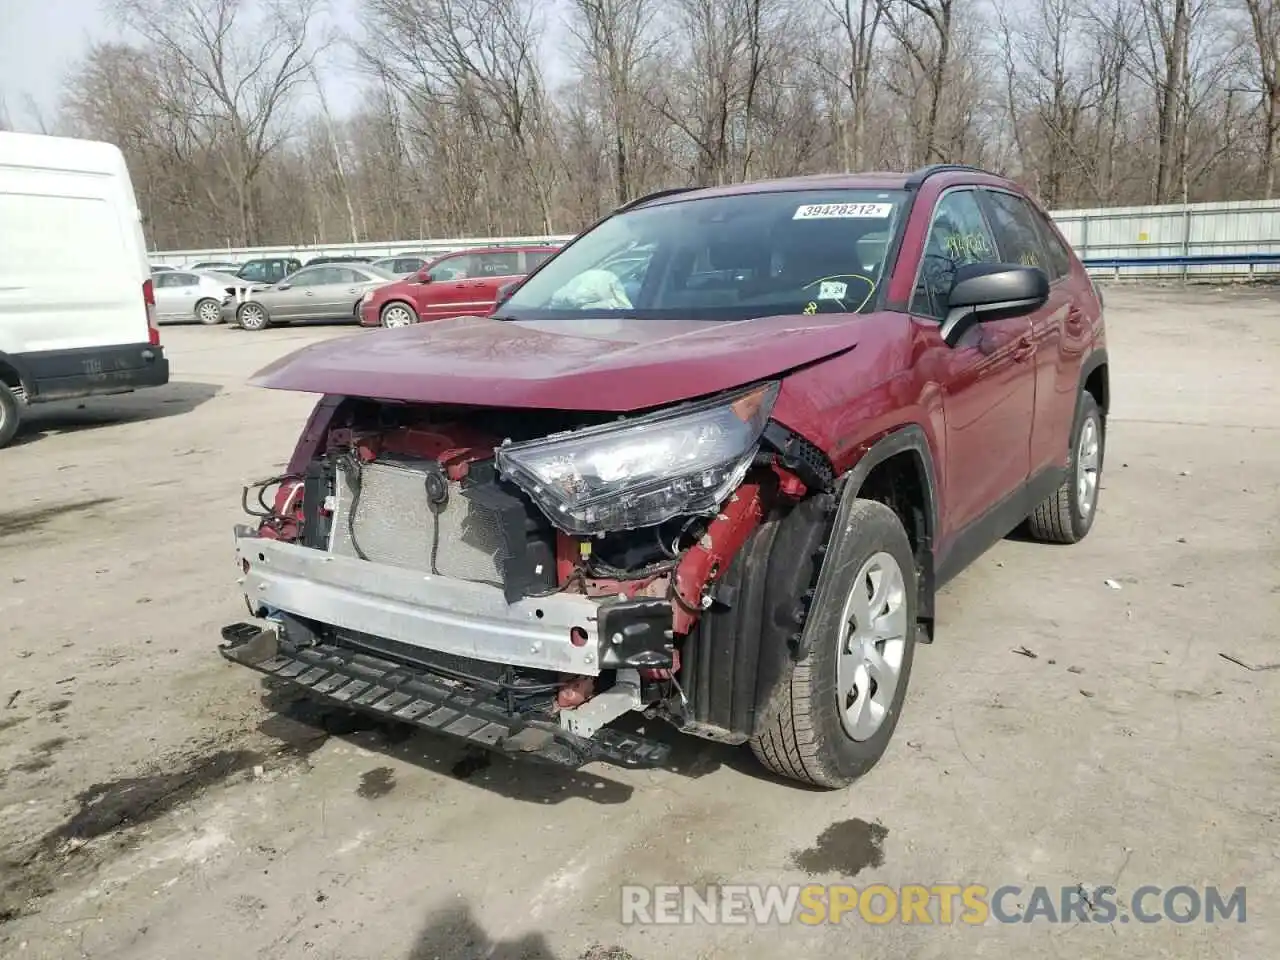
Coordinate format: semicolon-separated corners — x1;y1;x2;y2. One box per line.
221;165;1108;788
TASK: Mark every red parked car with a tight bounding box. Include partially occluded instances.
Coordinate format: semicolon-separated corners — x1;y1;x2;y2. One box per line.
223;165;1108;788
358;245;560;328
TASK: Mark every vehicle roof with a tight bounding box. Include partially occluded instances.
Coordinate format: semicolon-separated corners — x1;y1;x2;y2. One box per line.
634;168;1017;209
0;131;127;174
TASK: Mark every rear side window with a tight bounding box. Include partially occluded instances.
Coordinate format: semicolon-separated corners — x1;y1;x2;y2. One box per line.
1031;211;1074;279
982;190;1051;275
524;251;554;271
476;252;520;276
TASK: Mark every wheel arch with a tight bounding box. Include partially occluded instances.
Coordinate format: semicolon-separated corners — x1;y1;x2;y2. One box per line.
679;423;940;744
841;424;938;642
0;351;33;396
1080;348;1109;416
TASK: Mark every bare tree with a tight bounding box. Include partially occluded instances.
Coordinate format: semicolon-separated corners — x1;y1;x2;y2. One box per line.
109;0;326;244
1242;0;1280;196
566;0;662;205
811;0;886;171
884;0;954;164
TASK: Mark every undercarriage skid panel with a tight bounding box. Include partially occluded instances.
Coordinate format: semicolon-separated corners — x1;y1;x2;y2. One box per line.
219;622;669;770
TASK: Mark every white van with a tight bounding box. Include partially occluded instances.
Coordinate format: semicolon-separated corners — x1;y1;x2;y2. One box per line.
0;132;168;447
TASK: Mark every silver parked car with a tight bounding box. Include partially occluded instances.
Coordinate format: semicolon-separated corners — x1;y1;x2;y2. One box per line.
229;263;397;331
152;269;245;325
370;254;433;277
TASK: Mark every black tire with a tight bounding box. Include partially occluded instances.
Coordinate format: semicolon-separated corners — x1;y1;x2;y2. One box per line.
0;384;19;449
195;297;223;325
1026;392;1104;544
750;499;918;789
236;301;271;331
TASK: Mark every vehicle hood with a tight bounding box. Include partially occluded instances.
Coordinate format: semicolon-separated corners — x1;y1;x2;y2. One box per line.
250;313;872;411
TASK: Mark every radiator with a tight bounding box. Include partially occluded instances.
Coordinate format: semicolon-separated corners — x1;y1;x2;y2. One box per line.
329;458;507;585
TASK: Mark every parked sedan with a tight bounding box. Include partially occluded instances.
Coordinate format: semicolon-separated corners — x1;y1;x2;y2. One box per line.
190;260;241;272
370;254;433;277
229;263;397;331
152;269;245;325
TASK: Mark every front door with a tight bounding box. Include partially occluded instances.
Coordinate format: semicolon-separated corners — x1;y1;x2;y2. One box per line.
908;188;1036;558
153;271;199;320
419;253;481;319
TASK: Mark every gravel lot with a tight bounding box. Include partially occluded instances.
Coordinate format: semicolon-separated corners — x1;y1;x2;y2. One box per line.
1;285;1277;959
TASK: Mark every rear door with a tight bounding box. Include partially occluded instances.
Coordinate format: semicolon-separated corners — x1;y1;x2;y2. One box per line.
461;250;523;313
978;188;1080;481
908;188;1036;550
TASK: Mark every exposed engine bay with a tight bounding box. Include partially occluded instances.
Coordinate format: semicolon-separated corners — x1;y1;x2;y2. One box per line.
224;386;835;768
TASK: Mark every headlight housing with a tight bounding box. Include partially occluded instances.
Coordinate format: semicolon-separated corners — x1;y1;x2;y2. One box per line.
496;382;779;534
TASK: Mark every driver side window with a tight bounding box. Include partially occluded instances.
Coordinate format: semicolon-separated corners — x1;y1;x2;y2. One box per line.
911;190;999;319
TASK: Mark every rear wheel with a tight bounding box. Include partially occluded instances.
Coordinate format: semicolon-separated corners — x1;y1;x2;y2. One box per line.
380;302;416;328
237;302;270;331
0;383;21;449
1027;392;1104;544
750;499;917;788
195;298;223;325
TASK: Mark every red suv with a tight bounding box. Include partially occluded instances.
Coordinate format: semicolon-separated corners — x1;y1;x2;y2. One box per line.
358;245;560;328
224;165;1108;789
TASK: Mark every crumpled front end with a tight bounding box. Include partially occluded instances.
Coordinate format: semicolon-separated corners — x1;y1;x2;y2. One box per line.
221;384;829;769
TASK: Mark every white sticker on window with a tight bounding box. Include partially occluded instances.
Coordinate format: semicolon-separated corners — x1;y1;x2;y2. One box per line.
793;202;893;220
818;280;848;301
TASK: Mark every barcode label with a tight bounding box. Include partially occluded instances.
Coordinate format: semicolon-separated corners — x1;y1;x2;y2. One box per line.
793;202;893;220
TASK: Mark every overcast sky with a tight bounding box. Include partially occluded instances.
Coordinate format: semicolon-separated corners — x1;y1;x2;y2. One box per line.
0;0;575;132
0;0;382;130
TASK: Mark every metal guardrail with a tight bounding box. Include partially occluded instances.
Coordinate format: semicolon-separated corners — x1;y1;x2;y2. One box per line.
1082;252;1280;280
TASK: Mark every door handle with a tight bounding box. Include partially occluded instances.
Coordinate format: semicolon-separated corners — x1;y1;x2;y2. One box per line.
1012;335;1036;362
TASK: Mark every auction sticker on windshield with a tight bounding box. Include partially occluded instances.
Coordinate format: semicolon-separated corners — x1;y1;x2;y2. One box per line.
794;202;893;219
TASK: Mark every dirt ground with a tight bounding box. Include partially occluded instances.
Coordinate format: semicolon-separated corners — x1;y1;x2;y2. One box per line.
1;285;1276;959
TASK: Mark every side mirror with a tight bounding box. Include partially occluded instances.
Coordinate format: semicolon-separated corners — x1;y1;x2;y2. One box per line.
940;263;1049;347
412;270;432;284
277;282;292;291
495;280;520;306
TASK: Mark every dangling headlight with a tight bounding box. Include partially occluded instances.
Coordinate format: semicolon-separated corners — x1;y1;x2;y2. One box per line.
496;382;780;534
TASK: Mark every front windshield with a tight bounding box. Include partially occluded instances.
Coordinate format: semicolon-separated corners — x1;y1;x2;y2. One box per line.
502;189;906;321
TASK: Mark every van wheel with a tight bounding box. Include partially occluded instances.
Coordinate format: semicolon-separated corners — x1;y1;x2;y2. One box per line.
195;298;223;325
380;302;416;328
0;385;21;449
750;500;917;789
237;302;270;331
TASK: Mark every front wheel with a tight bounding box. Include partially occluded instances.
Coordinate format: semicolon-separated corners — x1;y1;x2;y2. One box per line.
750;499;918;789
380;302;416;328
237;302;271;331
195;298;223;325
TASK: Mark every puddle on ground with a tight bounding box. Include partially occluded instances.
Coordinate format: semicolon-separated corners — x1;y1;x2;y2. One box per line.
356;766;397;799
789;818;888;877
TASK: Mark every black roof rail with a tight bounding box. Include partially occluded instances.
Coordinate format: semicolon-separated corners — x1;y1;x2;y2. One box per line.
615;186;700;212
904;163;998;189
